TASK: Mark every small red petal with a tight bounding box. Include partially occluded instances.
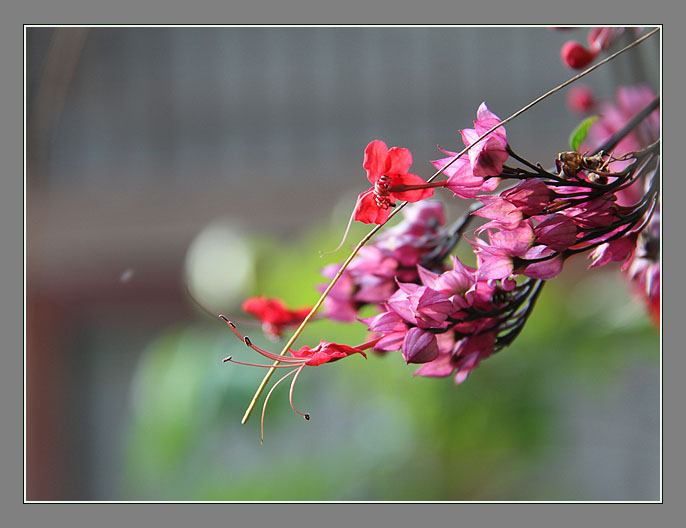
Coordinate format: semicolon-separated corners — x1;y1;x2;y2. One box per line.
390;173;435;203
353;188;393;225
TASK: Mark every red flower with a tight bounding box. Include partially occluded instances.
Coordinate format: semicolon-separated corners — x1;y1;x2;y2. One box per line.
560;40;599;69
219;316;375;441
353;140;436;224
290;341;368;366
242;296;312;339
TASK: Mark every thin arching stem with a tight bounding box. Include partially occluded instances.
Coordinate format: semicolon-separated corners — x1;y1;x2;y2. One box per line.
240;27;660;425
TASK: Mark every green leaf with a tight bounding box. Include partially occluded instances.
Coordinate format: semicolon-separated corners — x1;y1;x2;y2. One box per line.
569;115;599;152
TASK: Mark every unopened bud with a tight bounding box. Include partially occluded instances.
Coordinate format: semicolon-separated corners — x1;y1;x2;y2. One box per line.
561;41;598;69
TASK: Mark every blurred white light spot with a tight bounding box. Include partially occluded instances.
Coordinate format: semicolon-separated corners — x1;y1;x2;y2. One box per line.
120;268;135;283
185;220;254;313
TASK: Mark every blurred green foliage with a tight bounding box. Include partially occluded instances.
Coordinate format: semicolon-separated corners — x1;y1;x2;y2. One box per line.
124;219;658;501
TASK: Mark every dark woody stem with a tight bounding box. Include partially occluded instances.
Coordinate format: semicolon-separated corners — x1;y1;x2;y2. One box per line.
505;145;561;180
493;280;545;351
591;96;660;155
424;202;484;265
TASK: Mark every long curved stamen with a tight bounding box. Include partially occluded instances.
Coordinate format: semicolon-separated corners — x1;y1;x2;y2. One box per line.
223;356;305;368
261;368;299;443
288;364;310;420
218;315;305;364
320;205;357;256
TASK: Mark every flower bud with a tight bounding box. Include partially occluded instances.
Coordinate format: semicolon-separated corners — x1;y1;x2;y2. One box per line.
561;41;599;69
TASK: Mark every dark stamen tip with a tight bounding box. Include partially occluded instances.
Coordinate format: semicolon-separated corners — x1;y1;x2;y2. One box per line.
244;336;252;346
218;314;228;322
222;356;232;363
304;414;310;421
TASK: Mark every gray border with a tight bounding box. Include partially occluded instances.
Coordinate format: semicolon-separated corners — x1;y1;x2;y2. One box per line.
7;1;681;528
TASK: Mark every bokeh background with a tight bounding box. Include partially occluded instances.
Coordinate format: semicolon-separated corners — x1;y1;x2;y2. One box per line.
26;26;660;501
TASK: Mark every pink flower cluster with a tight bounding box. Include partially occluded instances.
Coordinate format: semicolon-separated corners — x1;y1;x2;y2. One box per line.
321;201;449;321
362;256;533;384
347;94;657;381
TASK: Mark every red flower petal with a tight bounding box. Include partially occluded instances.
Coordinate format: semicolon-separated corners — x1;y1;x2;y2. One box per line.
390;172;435;202
292;341;367;366
353;188;394;224
386;147;413;176
363;140;389;184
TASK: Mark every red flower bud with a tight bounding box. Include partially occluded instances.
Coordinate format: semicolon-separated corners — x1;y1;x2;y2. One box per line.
561;41;599;69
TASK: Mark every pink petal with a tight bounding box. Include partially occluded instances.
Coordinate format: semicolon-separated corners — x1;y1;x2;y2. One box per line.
535;214;578;252
476;252;513;281
476;102;501;123
489;222;535;256
460;127;479;148
375;332;407;351
473;198;523;229
402;328;439;364
522;254;564;279
502;179;551;216
362;311;407;333
416;265;440;289
413;353;455;378
588;235;637;268
470;136;508;177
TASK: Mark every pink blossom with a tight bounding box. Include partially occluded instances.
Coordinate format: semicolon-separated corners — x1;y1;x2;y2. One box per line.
321;201;449;321
387;282;452;329
463;103;509;178
566;84;596;114
432;102;507;197
319;264;361;322
433;149;499;199
417;256;476;298
402;328;440;364
587;27;628;51
413;332;496;384
520;245;564;280
588;234;638;268
624;211;660;320
563;197;619;229
473;196;525;230
534;214;578;252
500;179;552;216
